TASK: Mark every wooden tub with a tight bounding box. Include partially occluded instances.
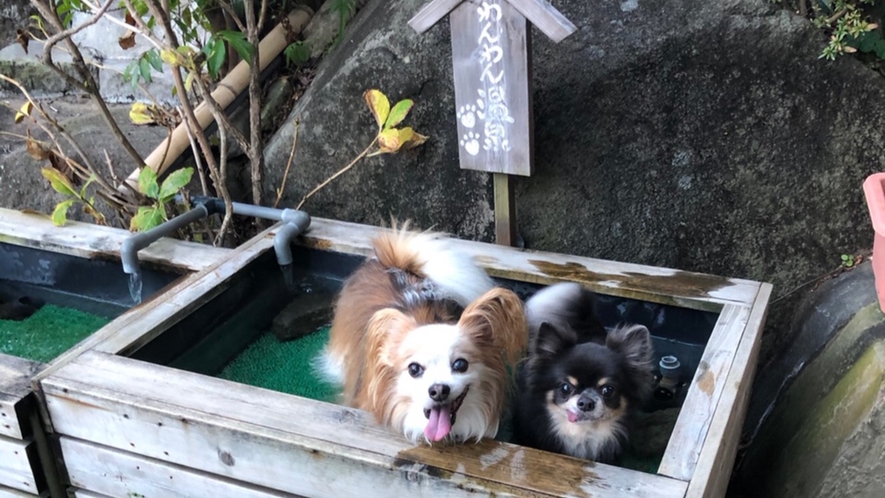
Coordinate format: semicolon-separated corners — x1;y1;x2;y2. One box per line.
35;218;771;498
0;208;230;497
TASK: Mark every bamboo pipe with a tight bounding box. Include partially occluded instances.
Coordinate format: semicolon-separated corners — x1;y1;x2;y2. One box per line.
121;7;313;192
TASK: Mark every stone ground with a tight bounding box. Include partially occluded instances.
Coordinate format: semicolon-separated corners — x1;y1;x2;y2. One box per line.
0;95;166;227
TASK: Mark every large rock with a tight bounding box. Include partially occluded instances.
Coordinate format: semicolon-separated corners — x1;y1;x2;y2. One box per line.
264;0;496;240
261;0;885;487
265;0;885;347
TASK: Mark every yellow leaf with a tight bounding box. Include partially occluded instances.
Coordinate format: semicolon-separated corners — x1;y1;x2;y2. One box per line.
129;102;156;125
14;101;32;124
364;89;390;129
160;49;183;66
185;71;195;93
41;167;76;196
377;128;401;153
399;127;428;150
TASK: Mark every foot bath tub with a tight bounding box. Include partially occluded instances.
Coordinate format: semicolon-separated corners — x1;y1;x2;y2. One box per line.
0;208;230;498
36;218;771;498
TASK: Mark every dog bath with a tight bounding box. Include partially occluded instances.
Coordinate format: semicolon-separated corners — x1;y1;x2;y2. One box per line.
38;218;769;498
0;242;180;363
131;244;711;475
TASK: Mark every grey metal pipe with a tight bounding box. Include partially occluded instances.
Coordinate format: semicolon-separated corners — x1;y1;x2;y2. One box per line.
274;210;311;266
121;204;209;274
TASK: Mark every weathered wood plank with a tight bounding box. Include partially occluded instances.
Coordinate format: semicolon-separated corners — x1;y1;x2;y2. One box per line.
0;208;230;273
0;485;40;498
408;0;462;33
686;283;772;498
69;490;112;498
42;351;688;498
0;436;37;493
507;0;577;42
60;437;297;498
450;0;534;176
0;354;42;440
299;217;761;311
658;304;751;481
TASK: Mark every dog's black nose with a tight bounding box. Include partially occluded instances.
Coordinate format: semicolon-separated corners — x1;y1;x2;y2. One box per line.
428;383;450;402
577;396;596;412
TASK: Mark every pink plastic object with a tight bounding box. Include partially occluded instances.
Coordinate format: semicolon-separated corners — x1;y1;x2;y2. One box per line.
863;173;885;313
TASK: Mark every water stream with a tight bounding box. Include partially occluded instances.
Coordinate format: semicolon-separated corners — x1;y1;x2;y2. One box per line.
128;271;143;304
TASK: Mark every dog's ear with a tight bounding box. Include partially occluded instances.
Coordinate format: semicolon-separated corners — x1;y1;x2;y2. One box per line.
458;287;528;366
606;324;655;384
534;321;578;358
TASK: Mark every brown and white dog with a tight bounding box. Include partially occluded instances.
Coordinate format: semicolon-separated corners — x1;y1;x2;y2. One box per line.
319;225;527;443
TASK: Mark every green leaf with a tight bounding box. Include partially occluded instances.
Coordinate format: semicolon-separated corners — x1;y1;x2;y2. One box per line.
41;167;77;197
363;89;390;129
80;175;96;198
218;30;255;64
158;167;193;201
384;99;413;129
145;49;163;71
138;57;152;84
138;167;160;199
204;36;226;80
875;39;885;59
51;199;75;226
284;41;311;67
130;206;164;232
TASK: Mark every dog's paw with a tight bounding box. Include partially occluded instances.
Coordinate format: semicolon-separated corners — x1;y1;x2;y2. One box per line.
457;104;478;128
460;131;481;156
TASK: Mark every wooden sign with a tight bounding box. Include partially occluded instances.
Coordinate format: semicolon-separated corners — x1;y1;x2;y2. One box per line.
410;0;575;177
410;0;575;243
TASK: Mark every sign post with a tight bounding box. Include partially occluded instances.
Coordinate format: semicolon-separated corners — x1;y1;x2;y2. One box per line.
409;0;576;246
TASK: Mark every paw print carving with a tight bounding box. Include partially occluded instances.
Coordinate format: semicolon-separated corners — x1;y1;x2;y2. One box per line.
457;104;478;128
460;131;481;156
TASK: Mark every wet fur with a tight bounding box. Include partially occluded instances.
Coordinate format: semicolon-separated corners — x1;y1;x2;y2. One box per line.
513;283;655;463
320;224;528;443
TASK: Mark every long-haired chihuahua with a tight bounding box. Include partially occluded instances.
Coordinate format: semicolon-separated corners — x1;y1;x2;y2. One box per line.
512;282;654;463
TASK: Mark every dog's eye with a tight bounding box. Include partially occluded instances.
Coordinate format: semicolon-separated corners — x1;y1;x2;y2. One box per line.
601;385;615;398
408;363;424;378
559;382;573;396
451;358;469;373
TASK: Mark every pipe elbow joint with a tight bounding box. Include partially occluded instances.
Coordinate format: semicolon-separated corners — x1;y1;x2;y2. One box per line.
121;236;144;275
274;210;311;267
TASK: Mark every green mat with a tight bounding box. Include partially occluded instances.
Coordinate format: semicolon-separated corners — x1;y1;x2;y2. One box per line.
0;304;110;363
218;326;338;402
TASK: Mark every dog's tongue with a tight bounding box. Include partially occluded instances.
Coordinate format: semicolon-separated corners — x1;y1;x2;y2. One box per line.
424;406;452;442
567;410;579;423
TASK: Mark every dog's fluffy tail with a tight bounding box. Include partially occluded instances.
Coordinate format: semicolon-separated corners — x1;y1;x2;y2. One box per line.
525;282;606;344
373;223;493;307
